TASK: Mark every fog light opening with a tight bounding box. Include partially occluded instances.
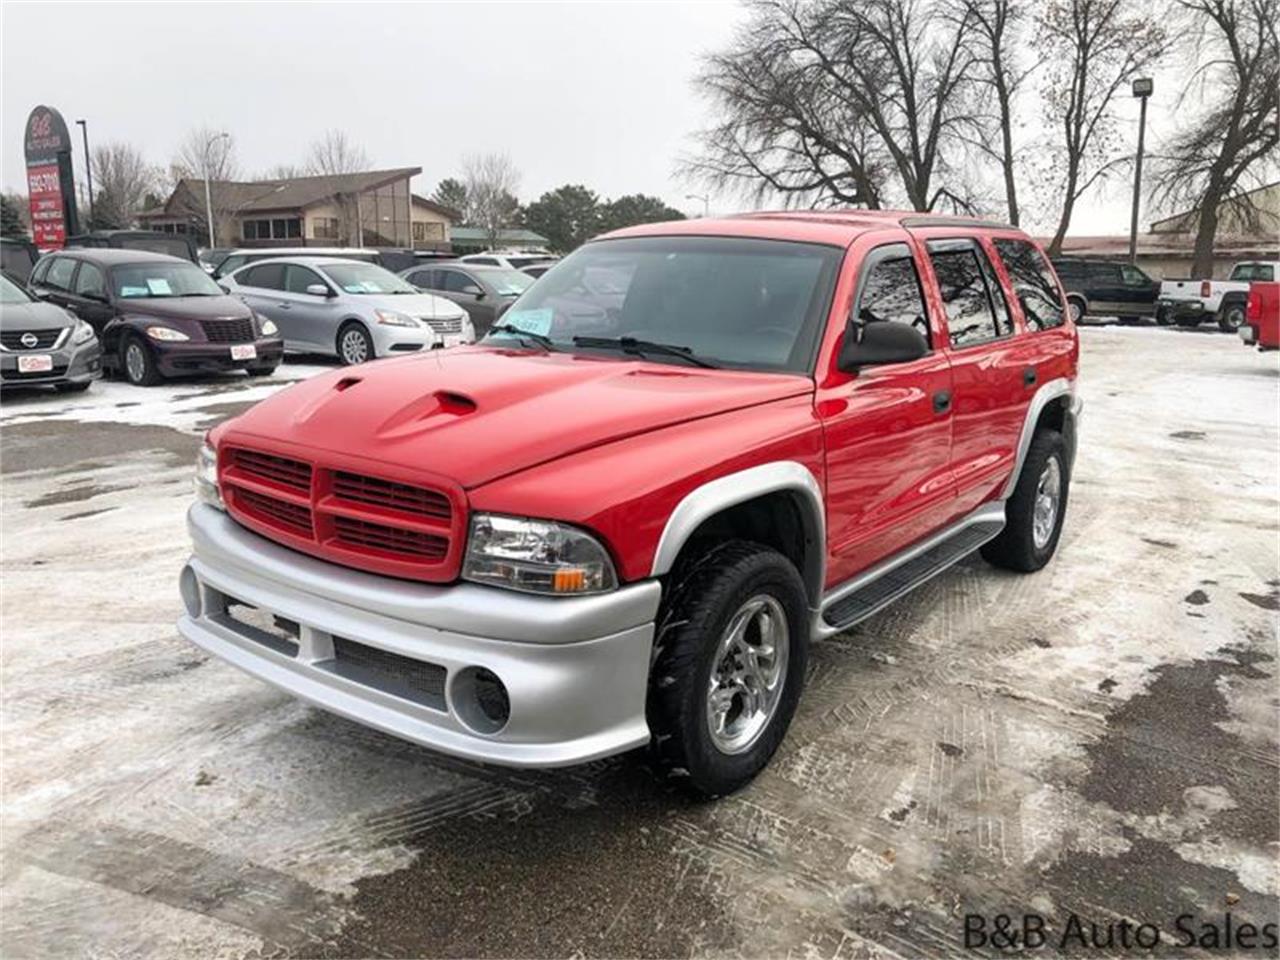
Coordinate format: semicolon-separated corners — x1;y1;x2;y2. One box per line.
451;666;510;735
179;565;202;618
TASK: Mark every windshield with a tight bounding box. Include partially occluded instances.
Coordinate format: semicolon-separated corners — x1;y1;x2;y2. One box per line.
1230;263;1275;282
483;269;534;296
112;261;223;299
320;262;417;295
482;236;842;373
0;272;33;304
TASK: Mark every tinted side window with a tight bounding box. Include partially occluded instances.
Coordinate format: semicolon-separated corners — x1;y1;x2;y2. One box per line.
284;264;323;294
73;262;107;298
1088;262;1120;282
408;269;435;288
30;257;51;284
443;270;476;293
45;257;78;291
976;245;1013;336
994;239;1066;331
926;244;998;348
856;250;930;348
241;263;285;290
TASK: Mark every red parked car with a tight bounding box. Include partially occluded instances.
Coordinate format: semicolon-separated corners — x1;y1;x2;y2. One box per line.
1239;281;1280;351
178;212;1081;795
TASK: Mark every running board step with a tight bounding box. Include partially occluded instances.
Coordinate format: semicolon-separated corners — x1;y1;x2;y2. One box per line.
821;519;1005;631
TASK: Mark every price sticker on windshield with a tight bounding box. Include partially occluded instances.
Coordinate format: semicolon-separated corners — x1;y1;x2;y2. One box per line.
502;308;553;337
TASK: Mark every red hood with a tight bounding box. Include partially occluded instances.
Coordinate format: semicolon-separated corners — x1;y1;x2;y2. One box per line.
218;345;812;489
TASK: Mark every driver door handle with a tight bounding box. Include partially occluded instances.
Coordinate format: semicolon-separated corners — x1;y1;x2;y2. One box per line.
1023;366;1037;387
933;389;952;414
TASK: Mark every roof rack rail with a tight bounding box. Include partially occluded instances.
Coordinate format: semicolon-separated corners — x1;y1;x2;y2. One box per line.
900;215;1011;230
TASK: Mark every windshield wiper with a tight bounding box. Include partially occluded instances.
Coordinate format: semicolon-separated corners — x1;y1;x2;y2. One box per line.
572;336;719;368
487;324;558;351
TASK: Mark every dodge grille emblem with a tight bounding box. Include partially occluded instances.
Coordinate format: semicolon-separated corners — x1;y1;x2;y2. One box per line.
20;332;38;349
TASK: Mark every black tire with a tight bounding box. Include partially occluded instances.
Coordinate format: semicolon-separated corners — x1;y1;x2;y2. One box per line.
648;540;809;797
336;322;374;365
121;334;162;386
982;429;1068;573
54;381;92;393
1066;297;1086;324
245;363;278;377
1218;301;1246;333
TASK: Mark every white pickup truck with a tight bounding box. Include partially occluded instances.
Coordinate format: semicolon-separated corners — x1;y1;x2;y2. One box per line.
1157;260;1279;332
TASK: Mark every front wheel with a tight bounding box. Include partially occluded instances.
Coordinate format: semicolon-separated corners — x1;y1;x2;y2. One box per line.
121;334;162;386
648;541;809;796
337;323;374;365
982;429;1068;573
1067;297;1086;324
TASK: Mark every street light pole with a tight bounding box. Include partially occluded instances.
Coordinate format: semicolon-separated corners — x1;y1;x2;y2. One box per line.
75;120;94;228
685;193;710;218
203;132;230;248
1128;78;1153;265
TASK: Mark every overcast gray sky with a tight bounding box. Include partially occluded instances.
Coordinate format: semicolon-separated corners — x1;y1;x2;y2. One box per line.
1;1;1185;235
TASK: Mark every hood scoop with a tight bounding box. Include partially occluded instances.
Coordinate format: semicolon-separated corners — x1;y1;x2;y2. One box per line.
375;390;477;441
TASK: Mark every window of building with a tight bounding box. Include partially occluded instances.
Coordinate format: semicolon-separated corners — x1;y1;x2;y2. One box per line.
313;217;340;240
855;247;930;348
413;221;443;242
243;218;301;240
994;239;1066;331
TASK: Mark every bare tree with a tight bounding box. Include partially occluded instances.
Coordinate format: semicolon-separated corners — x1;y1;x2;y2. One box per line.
171;126;240;245
89;142;159;229
1150;0;1279;276
947;0;1033;224
1037;0;1167;254
462;153;521;247
260;163;307;180
684;0;981;212
305;130;370;176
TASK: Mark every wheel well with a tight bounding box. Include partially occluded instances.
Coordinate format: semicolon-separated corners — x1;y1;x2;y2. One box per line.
335;318;369;348
1035;394;1069;435
668;491;822;606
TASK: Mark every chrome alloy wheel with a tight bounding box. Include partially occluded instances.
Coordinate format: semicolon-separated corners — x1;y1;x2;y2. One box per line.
1033;457;1063;550
340;328;369;364
125;342;147;383
705;594;790;755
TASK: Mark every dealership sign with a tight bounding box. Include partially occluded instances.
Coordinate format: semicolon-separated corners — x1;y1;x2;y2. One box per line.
24;105;80;250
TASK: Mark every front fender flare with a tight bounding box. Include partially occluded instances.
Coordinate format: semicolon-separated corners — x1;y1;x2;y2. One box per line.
649;460;826;607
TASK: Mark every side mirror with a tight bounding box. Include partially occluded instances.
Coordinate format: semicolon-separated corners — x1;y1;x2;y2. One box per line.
306;284;332;297
837;319;928;373
464;285;484;298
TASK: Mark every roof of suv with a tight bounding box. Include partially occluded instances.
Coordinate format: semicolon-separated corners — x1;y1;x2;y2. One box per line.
603;210;1016;246
51;248;186;265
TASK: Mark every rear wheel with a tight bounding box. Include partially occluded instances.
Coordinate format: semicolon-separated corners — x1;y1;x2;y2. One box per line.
982;429;1068;573
337;323;374;365
122;334;162;386
1218;301;1246;333
1067;297;1086;324
648;541;808;796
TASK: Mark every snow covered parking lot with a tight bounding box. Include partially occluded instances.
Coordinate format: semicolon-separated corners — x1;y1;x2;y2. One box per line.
2;330;1277;957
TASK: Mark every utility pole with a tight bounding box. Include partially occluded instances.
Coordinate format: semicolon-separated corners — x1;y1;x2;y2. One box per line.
75;120;94;228
685;193;710;218
203;131;230;248
1128;78;1153;265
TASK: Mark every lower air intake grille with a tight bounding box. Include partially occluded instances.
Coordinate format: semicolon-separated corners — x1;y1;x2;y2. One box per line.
327;637;447;708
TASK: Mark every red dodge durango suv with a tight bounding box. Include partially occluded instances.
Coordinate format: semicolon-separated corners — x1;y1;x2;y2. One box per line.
179;211;1081;795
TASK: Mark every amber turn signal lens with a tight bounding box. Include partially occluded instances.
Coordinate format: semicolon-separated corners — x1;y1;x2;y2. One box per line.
553;568;587;593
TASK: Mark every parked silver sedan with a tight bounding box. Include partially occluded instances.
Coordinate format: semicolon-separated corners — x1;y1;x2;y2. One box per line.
221;257;474;365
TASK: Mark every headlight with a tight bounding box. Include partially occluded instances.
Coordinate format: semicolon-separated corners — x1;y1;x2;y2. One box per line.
147;326;189;342
194;439;224;511
374;309;418;328
71;319;96;345
258;316;278;336
462;513;618;595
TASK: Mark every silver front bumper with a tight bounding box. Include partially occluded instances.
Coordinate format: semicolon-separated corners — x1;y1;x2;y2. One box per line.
178;503;661;767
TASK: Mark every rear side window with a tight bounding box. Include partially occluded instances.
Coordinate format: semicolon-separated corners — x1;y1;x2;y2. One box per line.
73;262;107;298
926;241;1002;348
240;263;285;290
994;239;1066;331
44;257;78;291
1231;263;1275;281
855;246;930;348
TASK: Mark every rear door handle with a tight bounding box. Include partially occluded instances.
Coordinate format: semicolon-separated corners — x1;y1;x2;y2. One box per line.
1023;367;1037;387
933;389;951;414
